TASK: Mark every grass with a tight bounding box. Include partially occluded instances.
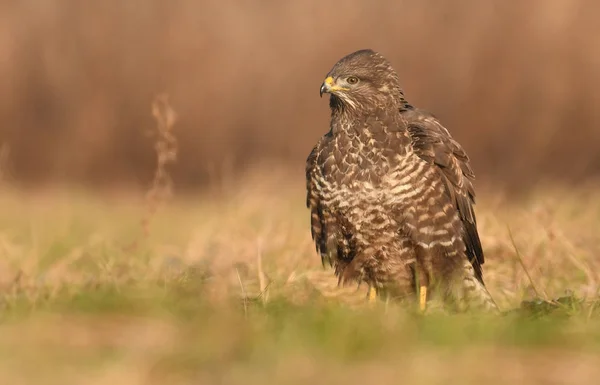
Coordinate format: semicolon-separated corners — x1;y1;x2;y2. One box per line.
1;94;599;384
0;174;600;384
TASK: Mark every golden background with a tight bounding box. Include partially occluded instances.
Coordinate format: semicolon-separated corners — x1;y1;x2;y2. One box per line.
1;0;598;191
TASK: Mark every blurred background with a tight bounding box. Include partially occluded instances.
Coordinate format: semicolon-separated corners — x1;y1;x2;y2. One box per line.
2;4;600;382
0;0;599;192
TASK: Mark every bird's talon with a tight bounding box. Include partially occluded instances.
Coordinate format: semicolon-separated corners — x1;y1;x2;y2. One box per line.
368;286;377;304
419;285;427;312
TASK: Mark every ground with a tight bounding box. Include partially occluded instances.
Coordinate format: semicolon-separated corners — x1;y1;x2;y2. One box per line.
0;169;600;384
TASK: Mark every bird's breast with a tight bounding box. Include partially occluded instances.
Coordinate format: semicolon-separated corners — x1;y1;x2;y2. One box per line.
318;147;430;208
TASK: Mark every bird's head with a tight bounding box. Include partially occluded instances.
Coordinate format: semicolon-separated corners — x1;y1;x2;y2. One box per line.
319;49;403;112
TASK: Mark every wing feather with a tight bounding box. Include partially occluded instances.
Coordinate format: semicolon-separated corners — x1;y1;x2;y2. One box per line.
306;137;328;265
402;107;485;283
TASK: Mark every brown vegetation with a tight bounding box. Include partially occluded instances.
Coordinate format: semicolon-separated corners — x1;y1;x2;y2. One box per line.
0;1;599;191
2;3;600;383
1;171;600;383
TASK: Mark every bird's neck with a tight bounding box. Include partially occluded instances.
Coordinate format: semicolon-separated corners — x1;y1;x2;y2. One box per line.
329;104;370;134
329;102;413;154
330;97;394;123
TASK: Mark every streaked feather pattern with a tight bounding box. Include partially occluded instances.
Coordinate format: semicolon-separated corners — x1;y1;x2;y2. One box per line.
306;49;497;312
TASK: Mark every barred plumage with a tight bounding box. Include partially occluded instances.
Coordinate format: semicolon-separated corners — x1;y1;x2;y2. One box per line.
306;49;497;312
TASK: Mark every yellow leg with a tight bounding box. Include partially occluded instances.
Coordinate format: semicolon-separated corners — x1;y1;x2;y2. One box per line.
419;285;428;312
368;286;377;303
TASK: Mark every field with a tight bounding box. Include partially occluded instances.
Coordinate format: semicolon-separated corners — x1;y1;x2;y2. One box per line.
2;1;600;383
1;171;600;384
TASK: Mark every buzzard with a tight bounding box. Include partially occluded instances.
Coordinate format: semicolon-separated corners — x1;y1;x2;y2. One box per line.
306;49;497;312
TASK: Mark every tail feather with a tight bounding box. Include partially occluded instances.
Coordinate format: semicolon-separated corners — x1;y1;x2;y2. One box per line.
452;260;499;313
462;274;499;313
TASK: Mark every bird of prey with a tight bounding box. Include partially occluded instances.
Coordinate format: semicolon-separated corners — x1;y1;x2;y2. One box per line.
305;49;497;312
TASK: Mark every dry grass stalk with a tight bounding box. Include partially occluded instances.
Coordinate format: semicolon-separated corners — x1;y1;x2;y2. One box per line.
124;94;178;252
507;225;546;300
144;94;178;236
256;238;269;305
236;267;248;317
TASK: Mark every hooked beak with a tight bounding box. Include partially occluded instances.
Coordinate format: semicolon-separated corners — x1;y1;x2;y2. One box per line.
319;76;335;97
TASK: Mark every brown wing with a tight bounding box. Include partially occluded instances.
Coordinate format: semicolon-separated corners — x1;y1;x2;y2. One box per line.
305;135;328;266
402;107;485;283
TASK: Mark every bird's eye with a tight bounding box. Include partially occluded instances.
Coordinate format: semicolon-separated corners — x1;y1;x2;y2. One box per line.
346;76;359;84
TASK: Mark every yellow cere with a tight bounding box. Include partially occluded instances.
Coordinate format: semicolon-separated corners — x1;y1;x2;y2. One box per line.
324;76;335;86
